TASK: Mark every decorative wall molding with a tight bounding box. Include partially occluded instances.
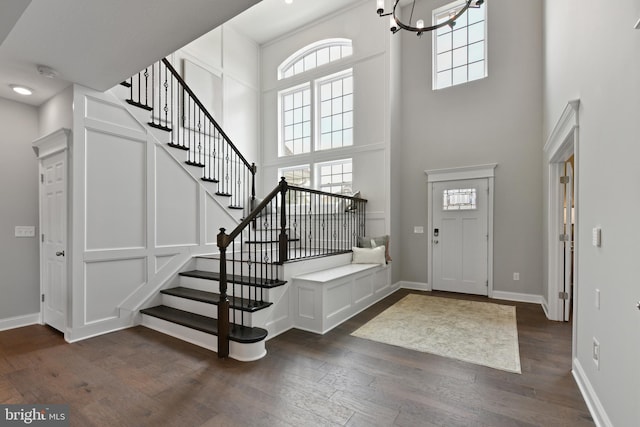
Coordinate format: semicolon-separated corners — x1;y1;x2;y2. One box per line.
32;128;70;159
425;163;497;183
544;99;580;159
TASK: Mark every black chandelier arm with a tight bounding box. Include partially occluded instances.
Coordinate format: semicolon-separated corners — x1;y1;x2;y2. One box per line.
381;0;475;35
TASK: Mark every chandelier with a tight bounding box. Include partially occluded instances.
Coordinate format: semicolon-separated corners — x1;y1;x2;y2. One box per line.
376;0;485;36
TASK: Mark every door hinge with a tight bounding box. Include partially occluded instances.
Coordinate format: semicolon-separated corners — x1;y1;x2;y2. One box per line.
41;234;44;243
41;294;45;302
559;233;569;242
560;176;570;184
559;291;569;300
40;174;44;183
486;280;489;286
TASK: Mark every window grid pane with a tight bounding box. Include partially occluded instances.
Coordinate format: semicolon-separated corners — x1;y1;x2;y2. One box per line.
279;40;353;80
433;2;486;90
317;73;354;151
318;159;353;195
281;86;311;156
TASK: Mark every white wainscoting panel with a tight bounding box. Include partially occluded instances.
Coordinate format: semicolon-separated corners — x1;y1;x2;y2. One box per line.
85;96;146;133
155;148;198;246
84;258;147;324
155;255;175;273
85;129;146;250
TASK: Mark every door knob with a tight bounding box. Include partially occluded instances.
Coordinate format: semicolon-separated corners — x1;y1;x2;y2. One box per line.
55;250;65;257
433;240;439;244
636;301;640;311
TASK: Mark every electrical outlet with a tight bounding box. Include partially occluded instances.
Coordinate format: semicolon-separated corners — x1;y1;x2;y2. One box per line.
513;272;520;281
595;289;600;309
593;338;600;369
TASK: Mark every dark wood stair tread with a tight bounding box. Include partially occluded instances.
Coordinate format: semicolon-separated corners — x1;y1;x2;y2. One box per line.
140;305;267;343
215;192;232;197
228;205;244;210
125;99;153;111
179;270;286;288
185;160;205;168
161;287;272;312
201;177;219;183
167;142;189;151
148;122;172;132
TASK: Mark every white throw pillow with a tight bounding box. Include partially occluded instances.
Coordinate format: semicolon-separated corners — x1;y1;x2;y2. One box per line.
351;246;386;266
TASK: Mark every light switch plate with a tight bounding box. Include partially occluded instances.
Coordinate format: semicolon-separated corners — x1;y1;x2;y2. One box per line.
414;226;424;234
15;226;36;237
592;227;601;247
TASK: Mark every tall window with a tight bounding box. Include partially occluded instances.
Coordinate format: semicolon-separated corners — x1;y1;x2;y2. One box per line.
277;39;356;196
281;85;311;156
433;0;487;89
318;72;353;151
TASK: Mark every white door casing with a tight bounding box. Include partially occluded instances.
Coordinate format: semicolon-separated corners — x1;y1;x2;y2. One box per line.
563;161;573;321
426;164;496;296
432;179;489;295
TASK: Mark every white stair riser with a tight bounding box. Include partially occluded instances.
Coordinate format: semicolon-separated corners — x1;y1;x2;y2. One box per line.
178;276;276;302
195;257;283;275
161;294;264;327
141;315;266;362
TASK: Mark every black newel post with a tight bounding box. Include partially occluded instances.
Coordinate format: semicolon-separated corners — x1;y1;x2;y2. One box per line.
217;228;230;358
278;177;289;264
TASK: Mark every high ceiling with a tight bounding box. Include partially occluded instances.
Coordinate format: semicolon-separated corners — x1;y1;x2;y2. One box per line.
0;0;259;106
0;0;411;107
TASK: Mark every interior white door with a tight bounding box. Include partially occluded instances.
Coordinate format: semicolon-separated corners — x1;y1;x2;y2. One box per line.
432;179;488;295
41;152;67;333
563;162;574;321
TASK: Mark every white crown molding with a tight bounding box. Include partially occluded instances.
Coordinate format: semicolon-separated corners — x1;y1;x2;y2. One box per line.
425;163;497;182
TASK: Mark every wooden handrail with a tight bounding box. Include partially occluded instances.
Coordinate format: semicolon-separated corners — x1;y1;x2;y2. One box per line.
161;58;253;170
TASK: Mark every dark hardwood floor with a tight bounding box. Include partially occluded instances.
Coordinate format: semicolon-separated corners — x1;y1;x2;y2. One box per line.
0;289;593;426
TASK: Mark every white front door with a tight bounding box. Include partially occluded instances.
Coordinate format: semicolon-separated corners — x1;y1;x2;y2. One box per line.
432;179;489;295
41;152;67;333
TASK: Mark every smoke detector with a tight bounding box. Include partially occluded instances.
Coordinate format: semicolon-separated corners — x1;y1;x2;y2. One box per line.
37;65;58;79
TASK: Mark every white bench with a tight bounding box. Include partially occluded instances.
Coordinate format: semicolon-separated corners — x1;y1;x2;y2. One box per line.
291;263;395;334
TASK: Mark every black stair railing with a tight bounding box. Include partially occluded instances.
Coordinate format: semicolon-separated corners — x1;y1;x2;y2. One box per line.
123;59;256;210
216;178;367;357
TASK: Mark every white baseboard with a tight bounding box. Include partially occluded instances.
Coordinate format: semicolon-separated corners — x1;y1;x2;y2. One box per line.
0;313;41;332
491;291;543;305
397;281;430;291
572;358;612;427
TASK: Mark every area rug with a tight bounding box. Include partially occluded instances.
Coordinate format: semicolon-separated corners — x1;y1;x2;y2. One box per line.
351;294;521;373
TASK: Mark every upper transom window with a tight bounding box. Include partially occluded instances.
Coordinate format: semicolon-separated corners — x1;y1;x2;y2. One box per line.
278;38;353;80
433;0;487;90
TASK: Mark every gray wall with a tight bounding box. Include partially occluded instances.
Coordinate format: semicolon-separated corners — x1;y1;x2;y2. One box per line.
0;98;40;321
398;0;543;295
544;0;640;424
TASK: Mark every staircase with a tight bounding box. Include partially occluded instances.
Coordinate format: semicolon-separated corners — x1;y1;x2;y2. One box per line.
116;58;367;361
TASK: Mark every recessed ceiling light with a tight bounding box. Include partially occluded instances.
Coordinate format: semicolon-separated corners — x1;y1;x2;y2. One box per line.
285;0;293;4
10;85;33;96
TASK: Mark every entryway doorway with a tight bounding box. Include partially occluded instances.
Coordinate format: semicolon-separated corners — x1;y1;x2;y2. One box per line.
426;164;496;296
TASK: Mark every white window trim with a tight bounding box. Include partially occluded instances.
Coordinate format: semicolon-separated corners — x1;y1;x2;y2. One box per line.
431;0;488;90
316;158;353;195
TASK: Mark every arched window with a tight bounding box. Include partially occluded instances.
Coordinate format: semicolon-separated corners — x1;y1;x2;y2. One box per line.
278;38;353;80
